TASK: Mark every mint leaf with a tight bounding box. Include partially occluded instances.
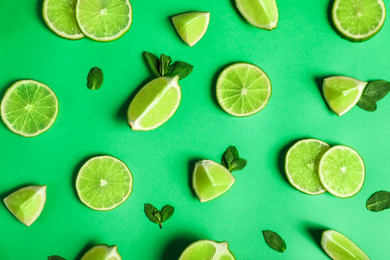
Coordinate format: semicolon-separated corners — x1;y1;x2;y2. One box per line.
166;61;194;79
221;146;247;172
48;256;66;260
160;54;172;76
144;52;161;77
161;205;174;222
357;95;377;111
87;67;104;90
144;203;174;229
357;80;390;112
263;230;286;253
366;190;390;212
229;158;247;172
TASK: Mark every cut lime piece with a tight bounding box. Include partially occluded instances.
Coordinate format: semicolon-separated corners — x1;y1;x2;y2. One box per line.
321;230;370;260
75;0;132;42
76;155;133;211
235;0;278;30
172;12;210;47
319;145;365;198
3;185;46;227
285;139;329;195
43;0;84;40
81;244;122;260
216;63;271;117
1;80;59;137
323;76;367;116
127;76;181;131
192;160;235;203
332;0;386;42
179;240;235;260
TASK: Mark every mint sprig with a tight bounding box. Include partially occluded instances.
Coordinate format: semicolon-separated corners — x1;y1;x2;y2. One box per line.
263;230;287;253
144;52;193;79
48;256;66;260
221;146;247;172
357;80;390;111
87;67;104;90
144;203;174;229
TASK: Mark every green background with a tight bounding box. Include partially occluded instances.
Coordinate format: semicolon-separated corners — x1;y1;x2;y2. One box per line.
1;0;389;259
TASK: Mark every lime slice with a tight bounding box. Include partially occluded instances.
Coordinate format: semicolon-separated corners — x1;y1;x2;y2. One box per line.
127;76;181;131
76;155;133;211
172;12;210;47
75;0;132;42
216;63;271;117
321;230;370;260
323;76;367;116
318;145;365;198
3;185;46;227
332;0;386;42
1;80;59;137
179;240;235;260
42;0;84;40
81;244;122;260
285;139;329;195
235;0;278;30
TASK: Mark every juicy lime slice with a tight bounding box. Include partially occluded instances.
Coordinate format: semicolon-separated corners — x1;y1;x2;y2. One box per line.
319;145;365;198
216;63;271;117
43;0;84;40
192;160;235;203
179;240;235;260
75;0;132;42
285;139;329;195
81;244;122;260
235;0;278;30
332;0;386;42
323;76;367;116
76;155;133;211
1;80;59;137
321;230;370;260
127;76;181;131
3;185;46;226
172;12;210;47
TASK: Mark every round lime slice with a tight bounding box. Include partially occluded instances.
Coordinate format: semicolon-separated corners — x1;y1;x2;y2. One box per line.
75;0;132;42
1;80;59;137
76;155;133;211
216;63;271;117
285;139;329;195
319;145;365;198
43;0;84;40
172;12;210;47
235;0;278;30
179;240;235;260
81;244;122;260
4;185;47;227
332;0;386;42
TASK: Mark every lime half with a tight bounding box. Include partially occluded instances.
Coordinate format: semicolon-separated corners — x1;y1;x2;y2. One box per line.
76;155;133;211
172;12;210;47
179;240;235;260
332;0;386;42
1;80;59;137
81;244;122;260
216;63;271;117
321;230;370;260
4;185;46;226
235;0;278;30
319;145;365;198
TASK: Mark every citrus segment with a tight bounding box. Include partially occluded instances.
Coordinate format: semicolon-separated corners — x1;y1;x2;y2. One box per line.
172;12;210;47
179;240;235;260
235;0;278;30
81;244;122;260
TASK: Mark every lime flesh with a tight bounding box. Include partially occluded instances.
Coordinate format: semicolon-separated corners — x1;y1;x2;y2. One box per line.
81;244;122;260
179;240;235;260
172;12;210;47
235;0;278;30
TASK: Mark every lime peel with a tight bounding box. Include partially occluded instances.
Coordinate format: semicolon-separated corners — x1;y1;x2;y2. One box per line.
172;12;210;47
179;240;235;260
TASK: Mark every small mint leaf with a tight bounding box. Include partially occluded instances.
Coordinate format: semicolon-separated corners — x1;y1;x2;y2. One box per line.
87;67;104;90
48;256;66;260
363;80;390;101
357;95;377;112
366;190;390;212
222;146;239;170
263;230;286;253
229;158;247;172
161;205;174;223
160;54;172;76
166;61;194;79
144;52;161;77
144;204;160;225
221;157;229;169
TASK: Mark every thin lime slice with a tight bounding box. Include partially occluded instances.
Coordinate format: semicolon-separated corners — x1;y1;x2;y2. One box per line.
285;139;329;195
172;12;210;47
332;0;386;42
43;0;84;40
179;240;236;260
216;63;271;117
321;230;370;260
81;244;122;260
323;76;367;116
319;145;365;198
76;155;133;211
75;0;132;42
235;0;278;30
3;185;46;227
1;80;59;137
127;76;181;131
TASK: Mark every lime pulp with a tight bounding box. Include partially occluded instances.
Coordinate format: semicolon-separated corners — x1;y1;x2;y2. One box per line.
172;12;210;47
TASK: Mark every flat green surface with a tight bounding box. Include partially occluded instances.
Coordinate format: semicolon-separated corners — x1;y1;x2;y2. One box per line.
1;0;389;259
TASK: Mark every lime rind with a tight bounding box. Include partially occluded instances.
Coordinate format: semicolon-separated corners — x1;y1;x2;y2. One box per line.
179;240;235;260
81;244;122;260
235;0;278;30
172;12;210;47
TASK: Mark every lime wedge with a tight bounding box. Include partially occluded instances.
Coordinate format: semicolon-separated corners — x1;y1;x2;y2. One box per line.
216;63;271;117
172;12;210;47
127;76;181;131
1;80;59;137
3;185;46;227
76;155;133;211
75;0;132;42
179;240;235;260
43;0;84;40
319;145;365;198
81;244;122;260
321;230;370;260
285;139;329;195
235;0;278;30
323;76;367;116
332;0;386;42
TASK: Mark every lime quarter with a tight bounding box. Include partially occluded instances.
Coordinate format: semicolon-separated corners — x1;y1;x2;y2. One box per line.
235;0;278;30
179;240;236;260
81;244;122;260
172;12;210;47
